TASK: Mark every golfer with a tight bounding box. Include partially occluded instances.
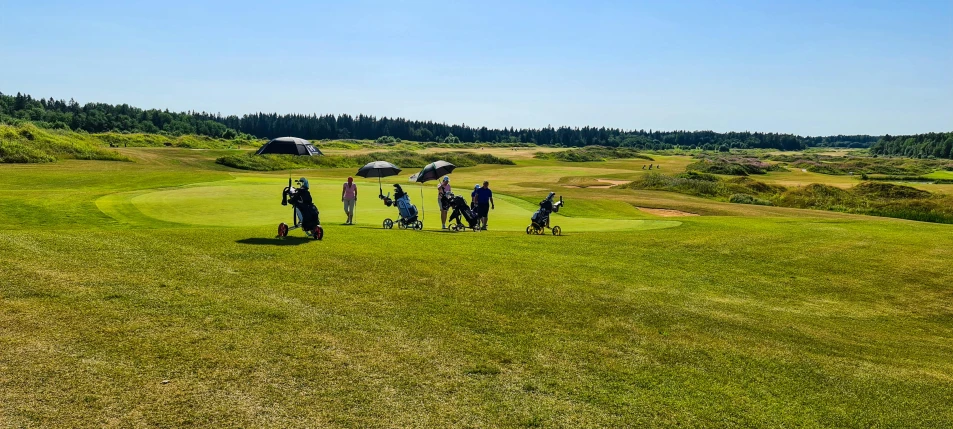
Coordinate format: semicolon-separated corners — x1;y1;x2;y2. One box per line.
342;176;357;225
474;181;494;230
471;184;480;211
438;176;451;229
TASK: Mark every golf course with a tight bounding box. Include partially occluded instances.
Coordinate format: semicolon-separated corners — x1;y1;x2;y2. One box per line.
2;142;952;427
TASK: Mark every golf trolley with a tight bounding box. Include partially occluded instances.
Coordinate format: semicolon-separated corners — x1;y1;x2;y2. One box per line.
526;192;563;236
445;192;480;232
276;178;324;240
380;184;423;230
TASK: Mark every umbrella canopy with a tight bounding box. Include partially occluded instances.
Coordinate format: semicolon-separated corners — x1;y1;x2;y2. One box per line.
356;161;402;178
356;161;402;197
412;160;456;183
256;137;323;156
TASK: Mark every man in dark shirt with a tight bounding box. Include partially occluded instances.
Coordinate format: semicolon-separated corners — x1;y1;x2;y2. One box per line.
474;181;494;230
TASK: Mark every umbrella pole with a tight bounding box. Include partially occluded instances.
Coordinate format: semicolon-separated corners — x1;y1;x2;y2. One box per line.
378;176;382;197
420;184;425;220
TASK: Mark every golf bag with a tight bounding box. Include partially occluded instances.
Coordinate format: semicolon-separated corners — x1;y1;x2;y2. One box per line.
277;179;323;240
381;184;423;230
447;193;479;231
527;192;563;236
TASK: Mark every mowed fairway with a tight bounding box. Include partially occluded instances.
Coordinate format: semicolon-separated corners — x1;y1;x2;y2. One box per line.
120;176;679;232
2;150;953;428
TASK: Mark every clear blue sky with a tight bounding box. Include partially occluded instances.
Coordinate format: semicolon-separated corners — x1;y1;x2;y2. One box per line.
2;0;950;135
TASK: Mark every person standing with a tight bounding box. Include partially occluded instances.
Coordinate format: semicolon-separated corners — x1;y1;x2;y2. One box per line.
475;181;494;230
438;176;451;229
342;176;357;225
470;184;480;211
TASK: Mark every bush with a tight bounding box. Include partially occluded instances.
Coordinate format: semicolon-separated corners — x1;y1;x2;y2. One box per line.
0;140;57;163
686;156;781;175
676;171;720;182
535;146;654;162
851;182;931;200
375;136;401;144
624;172;726;197
729;193;773;206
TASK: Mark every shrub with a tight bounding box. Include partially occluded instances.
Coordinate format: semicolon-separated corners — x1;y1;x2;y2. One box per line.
0;140;57;163
779;184;855;210
851;182;931;200
535;146;654;162
624;172;726;197
375;136;401;144
729;193;773;206
676;171;720;182
686;156;781;175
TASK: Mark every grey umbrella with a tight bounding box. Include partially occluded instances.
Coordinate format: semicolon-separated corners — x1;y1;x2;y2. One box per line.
356;161;402;196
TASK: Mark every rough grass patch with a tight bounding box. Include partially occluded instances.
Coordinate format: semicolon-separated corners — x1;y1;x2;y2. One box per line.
0;123;130;163
534;146;653;162
686;156;783;175
216;150;514;171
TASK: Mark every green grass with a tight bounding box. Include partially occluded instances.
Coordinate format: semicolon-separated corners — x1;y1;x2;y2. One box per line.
1;149;953;427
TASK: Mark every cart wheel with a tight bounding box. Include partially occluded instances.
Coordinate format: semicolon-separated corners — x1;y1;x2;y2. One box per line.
383;218;394;229
535;227;544;235
277;223;289;238
526;226;532;235
552;226;561;236
415;221;423;230
313;226;324;240
398;221;407;230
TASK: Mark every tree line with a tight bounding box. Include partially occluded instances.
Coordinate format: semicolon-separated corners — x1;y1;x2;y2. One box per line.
0;91;892;150
870;133;953;159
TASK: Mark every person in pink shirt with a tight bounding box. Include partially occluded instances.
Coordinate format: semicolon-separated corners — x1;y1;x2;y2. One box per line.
342;177;358;225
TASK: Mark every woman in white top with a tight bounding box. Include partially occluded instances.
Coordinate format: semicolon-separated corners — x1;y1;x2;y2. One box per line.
342;177;357;225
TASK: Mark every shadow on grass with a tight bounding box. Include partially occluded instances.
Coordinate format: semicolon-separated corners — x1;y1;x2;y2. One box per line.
236;237;312;246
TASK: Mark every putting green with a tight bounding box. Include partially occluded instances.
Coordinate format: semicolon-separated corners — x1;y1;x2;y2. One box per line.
120;176;680;232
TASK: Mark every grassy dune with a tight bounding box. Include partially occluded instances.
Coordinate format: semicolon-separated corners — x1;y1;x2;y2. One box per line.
0;123;260;164
1;147;952;427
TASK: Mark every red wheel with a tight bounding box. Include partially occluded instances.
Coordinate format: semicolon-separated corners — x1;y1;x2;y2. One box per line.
313;226;324;240
277;223;289;238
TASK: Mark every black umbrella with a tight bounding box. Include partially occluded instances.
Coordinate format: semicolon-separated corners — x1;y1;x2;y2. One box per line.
412;160;456;183
356;161;402;196
409;160;457;221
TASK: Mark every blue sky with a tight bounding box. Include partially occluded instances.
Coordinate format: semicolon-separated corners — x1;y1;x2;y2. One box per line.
1;0;950;135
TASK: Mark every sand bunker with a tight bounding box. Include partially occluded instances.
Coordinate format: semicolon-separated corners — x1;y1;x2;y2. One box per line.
637;207;699;217
596;179;631;186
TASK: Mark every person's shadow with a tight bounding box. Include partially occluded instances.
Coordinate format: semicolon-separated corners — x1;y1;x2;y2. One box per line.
236;237;311;246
